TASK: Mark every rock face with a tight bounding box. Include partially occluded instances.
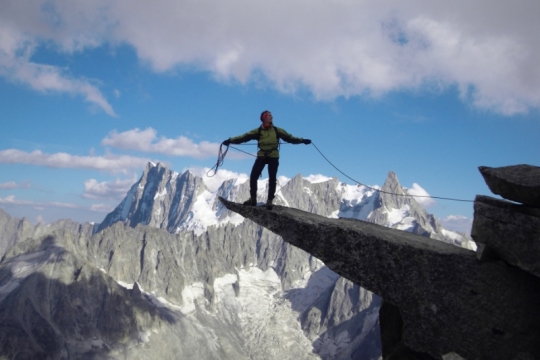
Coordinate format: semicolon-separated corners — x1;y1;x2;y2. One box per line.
0;207;95;261
219;163;540;360
0;236;176;359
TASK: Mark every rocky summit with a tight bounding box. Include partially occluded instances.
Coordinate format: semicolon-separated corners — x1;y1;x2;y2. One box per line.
219;164;540;360
0;162;476;359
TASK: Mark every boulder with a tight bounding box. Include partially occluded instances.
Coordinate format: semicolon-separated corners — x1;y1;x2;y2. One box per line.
478;165;540;206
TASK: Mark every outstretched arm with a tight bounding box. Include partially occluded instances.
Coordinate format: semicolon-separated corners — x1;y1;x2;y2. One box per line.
276;127;310;145
222;129;257;145
224;128;259;145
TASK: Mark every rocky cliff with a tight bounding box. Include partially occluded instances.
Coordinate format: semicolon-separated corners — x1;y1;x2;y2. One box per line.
219;164;540;360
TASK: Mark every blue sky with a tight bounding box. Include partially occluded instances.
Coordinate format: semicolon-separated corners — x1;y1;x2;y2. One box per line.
1;0;539;234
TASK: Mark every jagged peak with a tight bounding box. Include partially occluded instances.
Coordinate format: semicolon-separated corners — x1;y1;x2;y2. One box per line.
145;161;157;171
381;171;404;195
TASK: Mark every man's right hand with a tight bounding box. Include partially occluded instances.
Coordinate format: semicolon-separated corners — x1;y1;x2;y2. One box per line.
222;139;231;146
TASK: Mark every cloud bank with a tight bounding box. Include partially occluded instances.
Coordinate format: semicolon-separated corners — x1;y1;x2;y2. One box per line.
1;0;539;116
83;177;137;200
102;128;219;159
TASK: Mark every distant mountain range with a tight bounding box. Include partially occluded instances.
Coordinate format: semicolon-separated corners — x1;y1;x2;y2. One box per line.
0;162;474;359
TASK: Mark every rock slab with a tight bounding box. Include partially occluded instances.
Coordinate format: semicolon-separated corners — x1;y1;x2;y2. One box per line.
219;197;540;360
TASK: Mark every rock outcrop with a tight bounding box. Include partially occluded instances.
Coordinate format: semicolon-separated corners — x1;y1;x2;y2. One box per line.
478;164;540;206
219;163;540;360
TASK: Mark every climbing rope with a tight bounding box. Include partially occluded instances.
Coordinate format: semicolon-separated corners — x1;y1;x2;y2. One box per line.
208;140;474;203
206;143;261;177
310;141;474;203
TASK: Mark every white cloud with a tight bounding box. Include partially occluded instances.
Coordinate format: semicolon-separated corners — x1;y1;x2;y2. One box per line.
438;214;473;235
0;195;78;209
0;149;150;172
102;128;220;159
0;32;117;116
1;0;540;115
189;166;249;192
0;195;31;206
0;181;30;189
406;183;436;207
83;177;137;199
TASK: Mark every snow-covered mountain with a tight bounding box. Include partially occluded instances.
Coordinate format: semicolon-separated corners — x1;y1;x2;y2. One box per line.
98;162;474;249
0;162;474;359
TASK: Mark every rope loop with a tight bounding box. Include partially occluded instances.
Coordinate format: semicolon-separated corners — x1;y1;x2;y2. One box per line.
206;143;229;177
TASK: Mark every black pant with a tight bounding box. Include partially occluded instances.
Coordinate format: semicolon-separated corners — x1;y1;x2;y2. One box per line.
250;157;279;200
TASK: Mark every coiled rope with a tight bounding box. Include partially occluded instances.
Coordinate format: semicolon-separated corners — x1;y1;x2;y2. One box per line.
206;143;229;177
208;141;474;203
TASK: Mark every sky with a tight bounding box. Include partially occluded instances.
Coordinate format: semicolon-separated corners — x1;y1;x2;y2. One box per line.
1;0;539;234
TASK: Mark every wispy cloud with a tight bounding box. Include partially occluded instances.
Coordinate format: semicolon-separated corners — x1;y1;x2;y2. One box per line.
2;0;539;115
0;195;78;209
102;128;220;159
0;35;117;116
83;177;137;200
0;181;30;189
0;195;113;222
0;149;150;172
438;214;473;235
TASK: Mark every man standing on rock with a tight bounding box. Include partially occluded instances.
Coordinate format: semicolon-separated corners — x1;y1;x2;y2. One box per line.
222;110;311;210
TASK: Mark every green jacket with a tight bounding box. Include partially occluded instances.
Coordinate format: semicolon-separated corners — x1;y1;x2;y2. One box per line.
229;125;304;158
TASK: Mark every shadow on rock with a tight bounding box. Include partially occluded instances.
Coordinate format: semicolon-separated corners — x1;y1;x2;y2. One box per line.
0;235;178;359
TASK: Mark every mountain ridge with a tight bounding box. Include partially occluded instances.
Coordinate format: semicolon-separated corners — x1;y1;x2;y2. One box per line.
97;162;473;249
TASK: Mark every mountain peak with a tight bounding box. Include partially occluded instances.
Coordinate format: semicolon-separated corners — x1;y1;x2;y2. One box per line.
95;163;209;233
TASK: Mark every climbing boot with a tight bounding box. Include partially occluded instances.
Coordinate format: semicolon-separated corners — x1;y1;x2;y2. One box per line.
243;198;256;206
266;198;274;210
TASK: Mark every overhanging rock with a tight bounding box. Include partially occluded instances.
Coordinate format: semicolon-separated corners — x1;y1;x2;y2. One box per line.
219;197;540;360
479;164;540;206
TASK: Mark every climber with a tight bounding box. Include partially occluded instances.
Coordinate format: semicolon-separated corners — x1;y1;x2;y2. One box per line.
222;110;311;210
